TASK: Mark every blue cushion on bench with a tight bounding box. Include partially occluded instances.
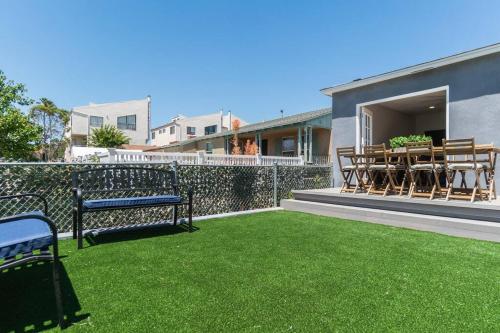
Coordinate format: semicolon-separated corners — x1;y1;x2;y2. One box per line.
0;211;53;259
83;195;183;210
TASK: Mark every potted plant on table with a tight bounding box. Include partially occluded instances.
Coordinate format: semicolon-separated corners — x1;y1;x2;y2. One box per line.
389;134;432;152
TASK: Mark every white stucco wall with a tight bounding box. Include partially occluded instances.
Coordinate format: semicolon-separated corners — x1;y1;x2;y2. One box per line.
69;97;150;145
151;112;246;147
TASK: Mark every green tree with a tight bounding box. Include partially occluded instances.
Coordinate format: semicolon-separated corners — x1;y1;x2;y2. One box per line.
0;70;42;160
30;98;70;161
88;124;130;148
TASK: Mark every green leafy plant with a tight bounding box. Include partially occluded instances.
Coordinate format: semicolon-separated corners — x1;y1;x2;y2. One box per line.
0;70;42;160
88;124;130;148
389;135;432;149
30;98;70;161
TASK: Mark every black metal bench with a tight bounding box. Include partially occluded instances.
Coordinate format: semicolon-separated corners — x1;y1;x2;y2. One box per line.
72;166;193;249
0;194;64;328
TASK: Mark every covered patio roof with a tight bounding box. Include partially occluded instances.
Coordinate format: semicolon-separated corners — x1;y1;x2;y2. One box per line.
147;108;331;151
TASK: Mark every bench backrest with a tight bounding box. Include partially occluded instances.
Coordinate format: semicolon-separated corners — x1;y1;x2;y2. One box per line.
72;166;178;197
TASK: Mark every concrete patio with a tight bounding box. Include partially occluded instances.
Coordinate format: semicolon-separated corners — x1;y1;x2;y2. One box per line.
282;188;500;242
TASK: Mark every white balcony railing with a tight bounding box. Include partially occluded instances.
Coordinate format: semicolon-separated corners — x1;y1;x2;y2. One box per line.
75;149;333;166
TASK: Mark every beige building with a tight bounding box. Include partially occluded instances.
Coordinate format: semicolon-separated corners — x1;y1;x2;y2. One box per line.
148;108;332;164
66;97;151;147
151;111;246;146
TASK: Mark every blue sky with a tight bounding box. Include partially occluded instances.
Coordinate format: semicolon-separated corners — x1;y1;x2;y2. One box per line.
1;0;500;127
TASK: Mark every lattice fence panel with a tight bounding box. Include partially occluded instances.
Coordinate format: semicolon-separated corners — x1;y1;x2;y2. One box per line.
0;163;331;232
277;165;332;200
177;165;274;216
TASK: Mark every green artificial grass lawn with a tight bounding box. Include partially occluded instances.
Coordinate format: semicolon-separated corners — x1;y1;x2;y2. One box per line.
2;211;499;332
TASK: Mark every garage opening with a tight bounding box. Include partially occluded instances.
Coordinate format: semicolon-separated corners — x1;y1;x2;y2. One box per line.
358;88;447;149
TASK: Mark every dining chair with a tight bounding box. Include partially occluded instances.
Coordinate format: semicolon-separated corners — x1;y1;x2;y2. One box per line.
364;143;406;196
337;146;365;193
442;137;486;202
405;141;443;200
482;146;497;202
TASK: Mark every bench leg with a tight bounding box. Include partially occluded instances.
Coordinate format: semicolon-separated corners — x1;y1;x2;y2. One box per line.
51;240;65;328
72;207;77;240
173;206;178;226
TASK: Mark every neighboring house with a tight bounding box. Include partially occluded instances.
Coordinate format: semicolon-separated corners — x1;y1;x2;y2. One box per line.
147;108;332;164
66;96;151;147
151;111;246;146
321;43;500;186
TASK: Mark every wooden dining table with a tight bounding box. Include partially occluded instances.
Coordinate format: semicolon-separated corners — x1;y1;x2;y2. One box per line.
385;144;499;182
350;144;499;200
384;144;500;158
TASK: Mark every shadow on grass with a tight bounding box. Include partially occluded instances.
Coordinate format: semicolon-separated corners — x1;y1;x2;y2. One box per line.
85;222;199;247
0;261;89;332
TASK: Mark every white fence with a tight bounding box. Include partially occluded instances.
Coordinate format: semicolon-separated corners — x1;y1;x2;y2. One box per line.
76;149;314;166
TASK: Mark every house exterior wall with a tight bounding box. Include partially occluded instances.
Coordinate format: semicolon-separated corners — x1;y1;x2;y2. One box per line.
151;112;246;147
158;127;332;159
67;98;150;146
330;52;500;186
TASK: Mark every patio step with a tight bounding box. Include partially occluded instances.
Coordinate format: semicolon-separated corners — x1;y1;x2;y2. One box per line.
292;189;500;223
281;199;500;243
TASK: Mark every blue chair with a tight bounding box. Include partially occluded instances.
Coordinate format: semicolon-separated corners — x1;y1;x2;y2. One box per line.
0;194;64;328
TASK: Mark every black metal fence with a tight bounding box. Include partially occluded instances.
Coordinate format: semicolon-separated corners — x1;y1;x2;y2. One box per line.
0;163;332;232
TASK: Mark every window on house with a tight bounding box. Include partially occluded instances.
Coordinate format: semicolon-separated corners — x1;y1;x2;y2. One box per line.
187;126;196;135
204;125;217;135
205;142;214;154
117;115;136;130
152;131;156;140
282;137;295;155
362;112;372;146
89;116;103;127
170;126;175;134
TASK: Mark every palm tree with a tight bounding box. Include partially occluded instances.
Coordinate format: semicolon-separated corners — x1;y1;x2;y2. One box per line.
88;124;130;148
30;98;69;161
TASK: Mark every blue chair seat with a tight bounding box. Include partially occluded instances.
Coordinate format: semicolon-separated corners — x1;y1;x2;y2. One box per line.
83;195;183;210
0;211;53;259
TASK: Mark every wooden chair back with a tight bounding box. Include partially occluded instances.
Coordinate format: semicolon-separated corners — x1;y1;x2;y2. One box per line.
406;141;436;168
442;138;476;168
336;146;357;170
363;143;388;168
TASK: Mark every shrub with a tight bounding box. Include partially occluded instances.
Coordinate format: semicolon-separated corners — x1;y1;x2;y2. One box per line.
389;134;432;149
88;124;130;148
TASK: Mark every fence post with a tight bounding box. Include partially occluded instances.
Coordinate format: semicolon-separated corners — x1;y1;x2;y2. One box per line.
108;148;117;162
299;155;305;165
256;153;261;165
273;162;278;207
197;151;205;165
172;160;178;187
330;164;335;188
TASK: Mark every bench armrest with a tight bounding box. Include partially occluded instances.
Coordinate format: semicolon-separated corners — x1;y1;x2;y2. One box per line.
0;193;49;216
0;212;57;233
72;188;82;205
